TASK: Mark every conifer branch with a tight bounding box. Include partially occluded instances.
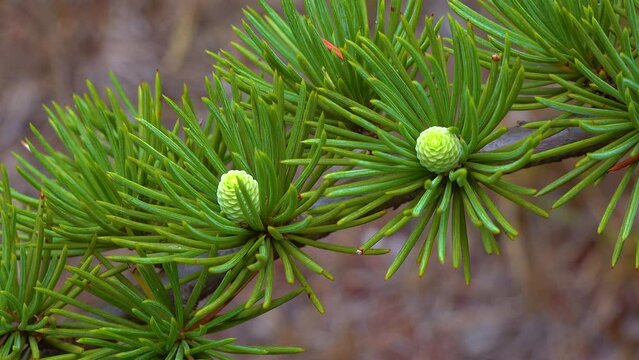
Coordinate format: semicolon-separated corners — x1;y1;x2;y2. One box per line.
183;122;600;304
4;0;638;357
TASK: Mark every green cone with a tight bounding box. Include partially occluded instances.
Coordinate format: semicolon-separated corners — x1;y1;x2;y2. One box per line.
415;126;463;173
217;170;260;223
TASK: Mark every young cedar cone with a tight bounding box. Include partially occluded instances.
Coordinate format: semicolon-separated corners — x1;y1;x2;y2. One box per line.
415;126;463;173
217;170;260;223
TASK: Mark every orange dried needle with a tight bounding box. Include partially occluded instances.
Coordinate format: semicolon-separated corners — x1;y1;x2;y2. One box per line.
322;38;343;60
609;154;639;172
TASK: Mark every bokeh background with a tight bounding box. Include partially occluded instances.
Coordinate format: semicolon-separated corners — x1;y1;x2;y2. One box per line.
2;1;639;359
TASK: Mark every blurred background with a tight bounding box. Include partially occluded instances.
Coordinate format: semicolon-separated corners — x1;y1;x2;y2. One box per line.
2;1;639;359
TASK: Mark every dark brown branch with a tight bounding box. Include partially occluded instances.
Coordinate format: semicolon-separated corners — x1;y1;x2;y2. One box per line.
482;124;599;167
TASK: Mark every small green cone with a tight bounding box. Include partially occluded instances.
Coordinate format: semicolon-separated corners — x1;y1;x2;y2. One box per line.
217;170;260;223
415;126;463;173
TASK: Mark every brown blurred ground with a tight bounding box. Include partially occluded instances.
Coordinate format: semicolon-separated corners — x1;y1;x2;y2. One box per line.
2;1;639;359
